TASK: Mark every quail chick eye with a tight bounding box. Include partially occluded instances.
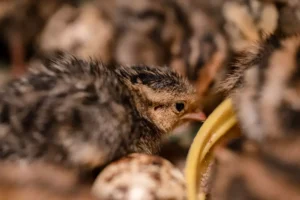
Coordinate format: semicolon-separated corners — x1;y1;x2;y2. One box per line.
175;102;185;112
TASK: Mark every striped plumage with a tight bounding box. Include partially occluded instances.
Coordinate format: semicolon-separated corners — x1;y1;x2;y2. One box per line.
0;52;198;172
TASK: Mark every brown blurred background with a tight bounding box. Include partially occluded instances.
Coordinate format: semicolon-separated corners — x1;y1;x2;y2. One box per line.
0;0;299;199
0;0;299;170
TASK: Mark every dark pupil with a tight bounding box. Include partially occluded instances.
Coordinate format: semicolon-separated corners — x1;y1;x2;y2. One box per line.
176;103;185;112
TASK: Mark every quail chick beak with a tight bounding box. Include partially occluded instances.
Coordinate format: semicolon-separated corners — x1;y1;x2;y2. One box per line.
181;111;206;122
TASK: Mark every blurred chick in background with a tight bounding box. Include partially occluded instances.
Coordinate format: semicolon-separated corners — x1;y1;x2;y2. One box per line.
222;0;278;53
0;0;73;77
212;34;300;200
36;1;115;63
221;34;300;141
113;0;183;67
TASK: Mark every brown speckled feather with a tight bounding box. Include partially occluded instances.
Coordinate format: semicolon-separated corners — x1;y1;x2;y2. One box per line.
0;52;196;171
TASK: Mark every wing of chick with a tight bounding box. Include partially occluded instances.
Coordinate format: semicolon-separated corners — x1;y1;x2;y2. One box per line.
0;53;132;170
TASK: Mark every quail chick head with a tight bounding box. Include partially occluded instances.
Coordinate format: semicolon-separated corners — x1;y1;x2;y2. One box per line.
0;52;204;171
92;153;186;200
220;34;300;141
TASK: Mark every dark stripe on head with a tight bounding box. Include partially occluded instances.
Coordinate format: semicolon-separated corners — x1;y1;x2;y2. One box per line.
120;65;186;92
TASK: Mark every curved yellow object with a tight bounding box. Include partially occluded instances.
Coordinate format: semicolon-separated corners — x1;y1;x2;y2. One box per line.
185;98;238;200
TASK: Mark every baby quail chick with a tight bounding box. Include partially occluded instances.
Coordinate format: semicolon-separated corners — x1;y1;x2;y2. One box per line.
92;153;186;200
0;52;203;171
220;34;300;141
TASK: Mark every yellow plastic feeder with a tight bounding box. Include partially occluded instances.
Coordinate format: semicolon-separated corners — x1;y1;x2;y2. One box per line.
185;98;240;200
